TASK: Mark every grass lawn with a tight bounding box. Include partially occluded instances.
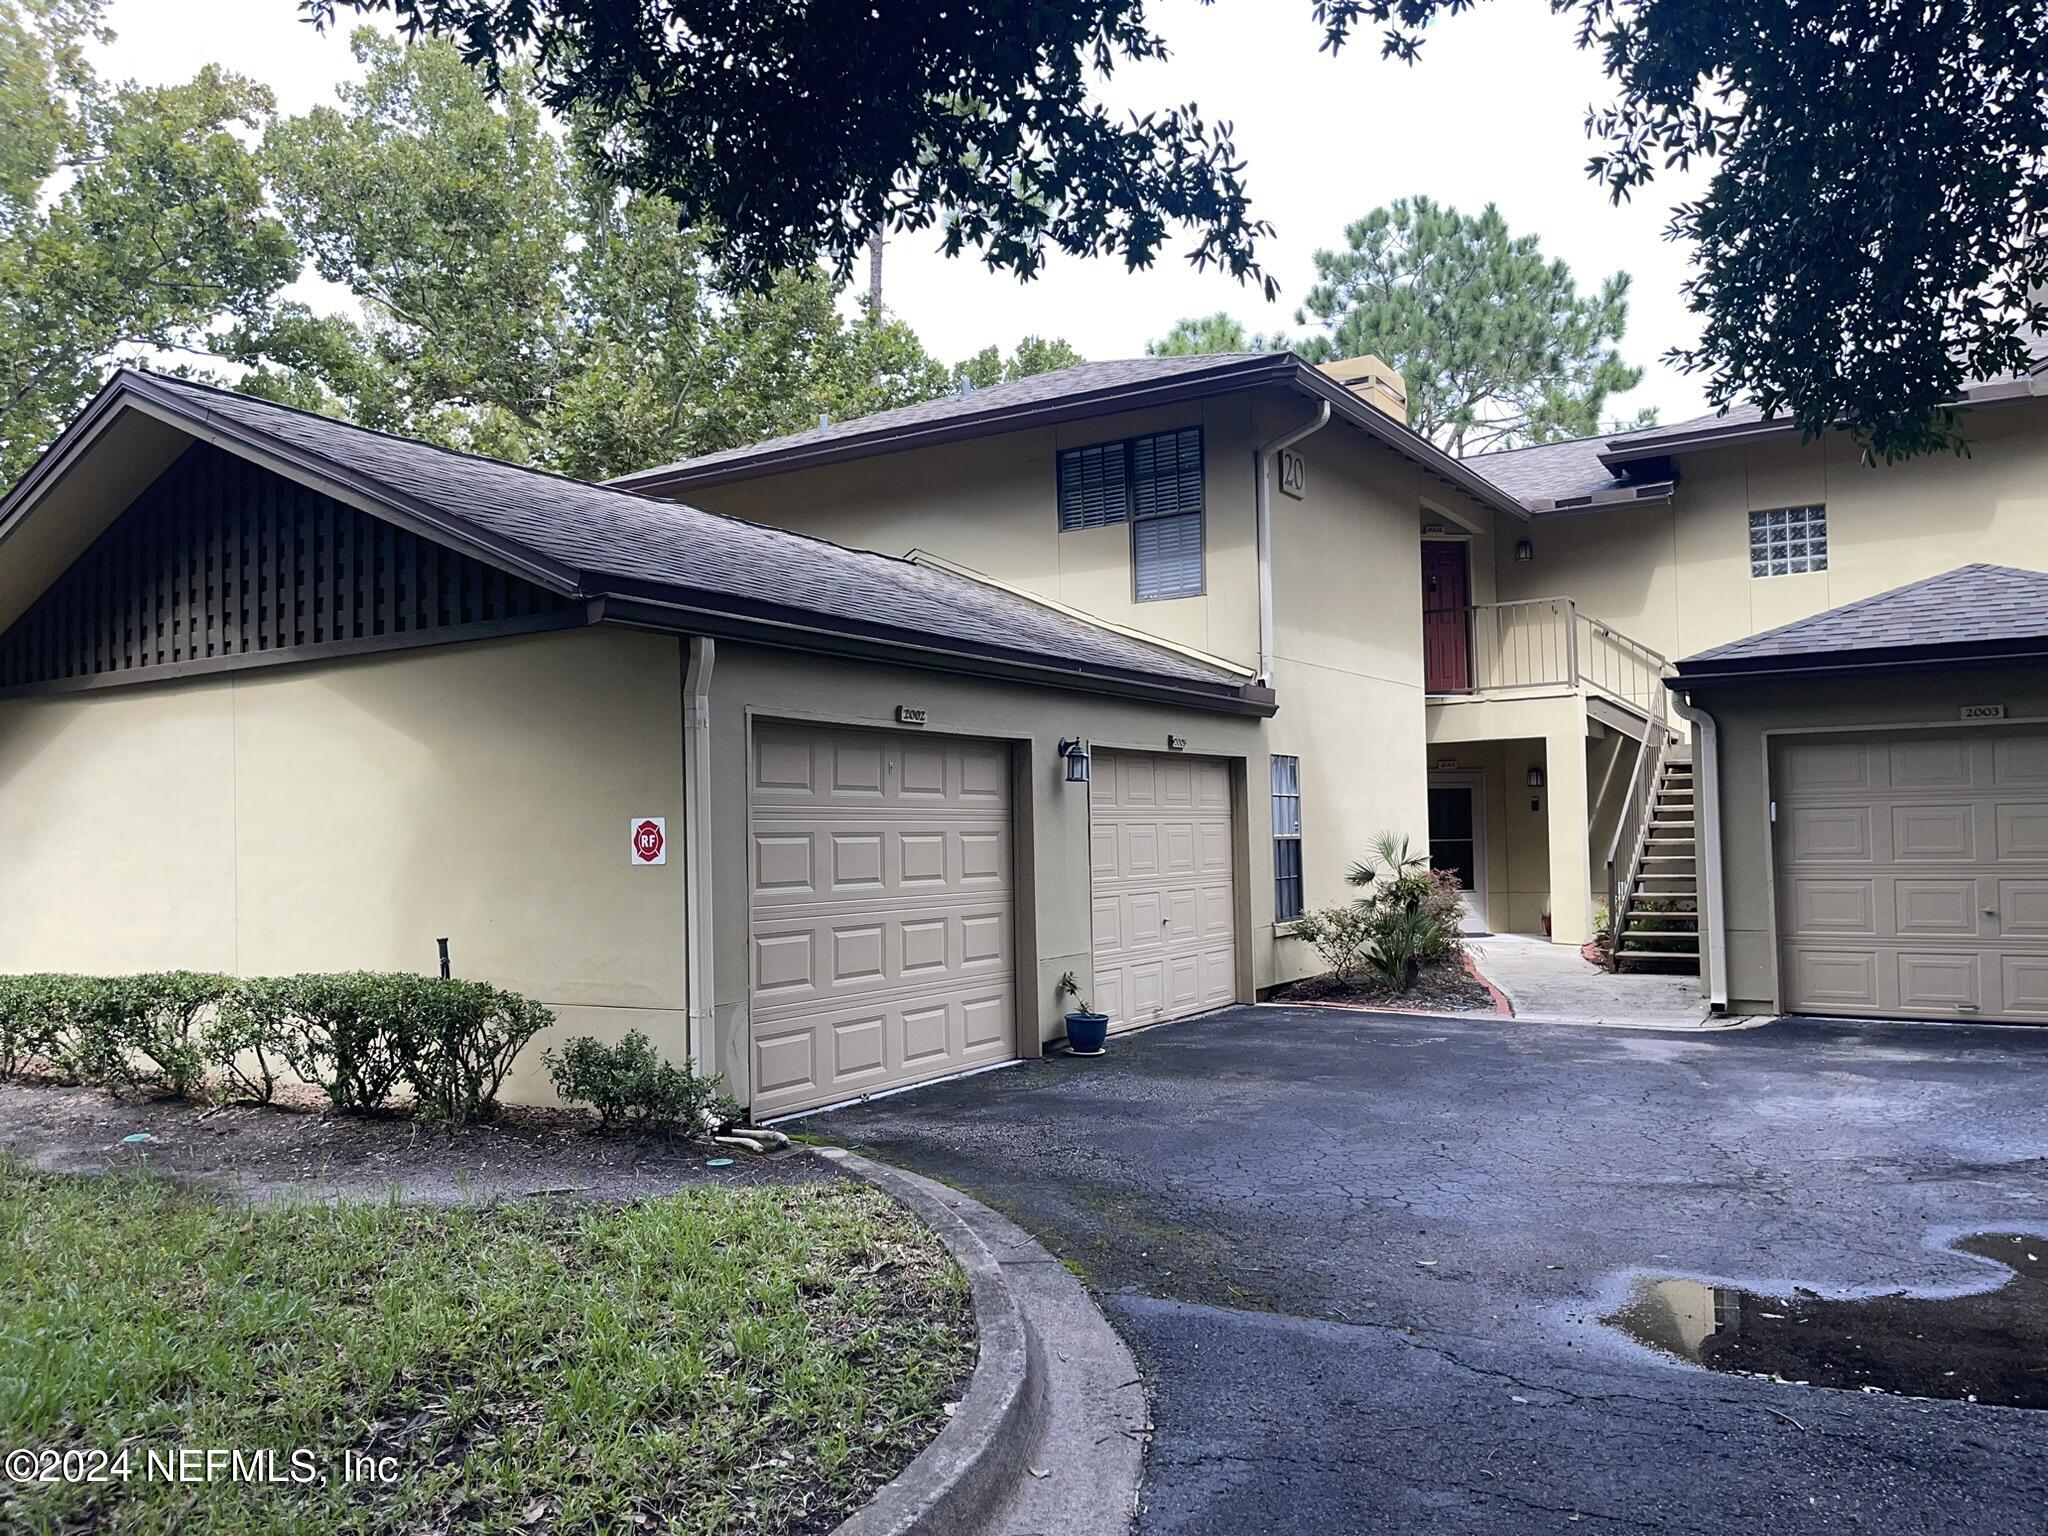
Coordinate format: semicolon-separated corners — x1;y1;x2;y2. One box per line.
0;1157;973;1535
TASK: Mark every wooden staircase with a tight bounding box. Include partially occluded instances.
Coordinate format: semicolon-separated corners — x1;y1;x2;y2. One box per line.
1614;751;1701;973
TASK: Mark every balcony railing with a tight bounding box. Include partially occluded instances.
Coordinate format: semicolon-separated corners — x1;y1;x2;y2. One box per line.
1427;597;1668;723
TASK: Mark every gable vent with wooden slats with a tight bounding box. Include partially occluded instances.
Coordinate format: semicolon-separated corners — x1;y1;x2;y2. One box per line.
0;442;577;692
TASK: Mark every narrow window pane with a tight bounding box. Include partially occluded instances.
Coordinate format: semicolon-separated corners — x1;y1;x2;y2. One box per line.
1134;511;1203;600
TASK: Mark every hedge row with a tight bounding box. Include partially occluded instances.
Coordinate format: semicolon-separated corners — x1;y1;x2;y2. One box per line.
0;971;551;1123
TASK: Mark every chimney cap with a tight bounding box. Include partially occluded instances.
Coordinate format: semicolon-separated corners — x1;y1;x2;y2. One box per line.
1315;354;1408;424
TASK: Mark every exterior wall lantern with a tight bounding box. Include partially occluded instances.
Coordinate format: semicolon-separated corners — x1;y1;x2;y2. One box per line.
1514;539;1535;562
1059;738;1092;784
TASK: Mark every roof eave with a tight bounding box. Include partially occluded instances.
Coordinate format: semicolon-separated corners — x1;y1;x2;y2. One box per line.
1669;636;2048;688
590;585;1279;717
1602;378;2042;471
1534;479;1677;516
610;356;1529;521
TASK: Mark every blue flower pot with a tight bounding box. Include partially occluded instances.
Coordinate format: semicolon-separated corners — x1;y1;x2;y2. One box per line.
1064;1011;1110;1055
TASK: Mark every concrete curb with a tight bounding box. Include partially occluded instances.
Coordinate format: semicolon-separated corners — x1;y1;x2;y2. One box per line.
821;1146;1146;1536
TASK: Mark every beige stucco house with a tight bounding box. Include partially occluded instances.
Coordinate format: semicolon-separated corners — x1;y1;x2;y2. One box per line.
5;355;2046;1124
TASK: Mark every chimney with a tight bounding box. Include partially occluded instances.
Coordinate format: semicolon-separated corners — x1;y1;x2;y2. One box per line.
1317;355;1408;424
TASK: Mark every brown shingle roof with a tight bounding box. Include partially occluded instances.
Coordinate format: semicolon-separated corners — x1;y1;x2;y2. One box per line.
23;371;1266;710
1675;564;2048;674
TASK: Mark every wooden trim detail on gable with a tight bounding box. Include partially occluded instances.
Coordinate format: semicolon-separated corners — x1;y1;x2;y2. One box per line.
0;442;582;695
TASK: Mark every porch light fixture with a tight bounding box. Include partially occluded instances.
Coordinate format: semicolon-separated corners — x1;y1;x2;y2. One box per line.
1514;539;1535;562
1526;765;1545;789
1059;738;1092;785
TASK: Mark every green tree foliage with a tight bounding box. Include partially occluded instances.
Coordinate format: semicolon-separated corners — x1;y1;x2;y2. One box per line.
952;334;1086;391
232;32;954;479
314;0;2048;458
1292;198;1651;455
0;0;294;484
1145;312;1291;357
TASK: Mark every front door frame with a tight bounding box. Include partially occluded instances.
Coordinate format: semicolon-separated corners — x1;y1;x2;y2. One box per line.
1427;769;1490;934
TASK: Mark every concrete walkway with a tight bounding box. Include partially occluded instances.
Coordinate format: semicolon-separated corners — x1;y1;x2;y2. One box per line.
1467;933;1729;1027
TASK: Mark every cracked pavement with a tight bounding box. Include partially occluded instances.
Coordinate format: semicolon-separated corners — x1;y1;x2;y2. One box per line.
802;1005;2048;1534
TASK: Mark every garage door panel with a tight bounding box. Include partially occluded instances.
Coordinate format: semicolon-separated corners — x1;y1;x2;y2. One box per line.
1776;729;2048;1022
1994;737;2048;784
1790;878;1876;934
1897;951;1982;1012
1785;947;1881;1010
1892;804;1976;861
1998;880;2048;937
1889;737;1973;789
1995;802;2048;860
1999;956;2048;1013
749;723;1016;1115
1893;879;1979;937
1784;805;1873;862
1091;751;1238;1033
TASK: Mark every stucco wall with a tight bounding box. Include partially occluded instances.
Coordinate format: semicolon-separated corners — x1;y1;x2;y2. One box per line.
1686;666;2048;1014
700;642;1270;1106
686;396;1263;667
1495;401;2048;664
0;626;691;1103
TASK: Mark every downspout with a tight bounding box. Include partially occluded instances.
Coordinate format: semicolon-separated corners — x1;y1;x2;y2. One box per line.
683;637;717;1072
1254;401;1332;686
1668;689;1728;1010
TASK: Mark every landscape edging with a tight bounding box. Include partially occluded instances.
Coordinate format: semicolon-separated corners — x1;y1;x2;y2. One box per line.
823;1146;1044;1536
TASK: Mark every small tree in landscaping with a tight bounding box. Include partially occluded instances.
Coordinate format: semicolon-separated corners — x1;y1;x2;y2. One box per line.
1293;833;1465;994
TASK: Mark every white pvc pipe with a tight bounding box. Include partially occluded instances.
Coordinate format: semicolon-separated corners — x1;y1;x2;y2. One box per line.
1254;401;1331;685
683;636;717;1071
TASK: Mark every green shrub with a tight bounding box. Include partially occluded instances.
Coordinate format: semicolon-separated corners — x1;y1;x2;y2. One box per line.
95;973;234;1097
1296;832;1463;994
545;1030;735;1130
403;979;553;1123
0;974;71;1079
203;979;296;1105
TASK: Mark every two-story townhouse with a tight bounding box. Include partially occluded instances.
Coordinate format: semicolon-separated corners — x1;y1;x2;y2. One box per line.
1473;369;2048;1024
615;354;1668;965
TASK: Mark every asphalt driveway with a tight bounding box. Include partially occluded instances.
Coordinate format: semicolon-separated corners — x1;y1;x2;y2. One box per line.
803;1006;2048;1535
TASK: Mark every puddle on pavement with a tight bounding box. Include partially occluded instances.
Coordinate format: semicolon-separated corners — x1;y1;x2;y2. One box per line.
1604;1233;2048;1409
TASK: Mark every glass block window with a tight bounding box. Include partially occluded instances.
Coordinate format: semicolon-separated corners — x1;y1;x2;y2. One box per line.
1749;504;1828;577
1272;755;1304;923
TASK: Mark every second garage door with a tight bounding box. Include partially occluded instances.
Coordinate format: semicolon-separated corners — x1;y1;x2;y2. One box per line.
1774;727;2048;1022
1090;750;1238;1032
748;723;1017;1115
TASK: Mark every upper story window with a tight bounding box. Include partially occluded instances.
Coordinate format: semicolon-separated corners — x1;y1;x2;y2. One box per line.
1056;428;1204;601
1749;505;1828;577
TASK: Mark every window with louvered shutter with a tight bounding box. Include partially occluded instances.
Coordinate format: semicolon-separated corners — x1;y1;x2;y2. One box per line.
1130;428;1203;600
1130;428;1203;519
1057;441;1131;530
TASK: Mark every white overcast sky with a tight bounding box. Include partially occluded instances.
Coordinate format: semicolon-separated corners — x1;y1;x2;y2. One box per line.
93;0;1713;425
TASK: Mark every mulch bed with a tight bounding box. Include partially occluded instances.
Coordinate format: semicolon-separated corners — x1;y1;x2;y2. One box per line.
1266;952;1502;1014
0;1079;825;1205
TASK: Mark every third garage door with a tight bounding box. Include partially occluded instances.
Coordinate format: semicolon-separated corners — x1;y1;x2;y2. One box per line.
1774;727;2048;1022
1090;750;1238;1032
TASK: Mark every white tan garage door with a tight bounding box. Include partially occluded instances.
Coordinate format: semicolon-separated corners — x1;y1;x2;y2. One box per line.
1774;728;2048;1022
1090;750;1238;1033
748;723;1016;1115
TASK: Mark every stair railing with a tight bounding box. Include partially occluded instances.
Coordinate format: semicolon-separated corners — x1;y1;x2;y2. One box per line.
1603;707;1672;961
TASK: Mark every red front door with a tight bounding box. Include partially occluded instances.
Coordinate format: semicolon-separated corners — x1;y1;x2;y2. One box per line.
1421;541;1471;693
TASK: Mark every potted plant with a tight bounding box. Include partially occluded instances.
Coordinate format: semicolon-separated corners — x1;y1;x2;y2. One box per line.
1056;971;1109;1056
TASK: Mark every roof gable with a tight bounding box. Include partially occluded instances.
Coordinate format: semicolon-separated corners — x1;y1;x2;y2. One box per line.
0;370;1269;712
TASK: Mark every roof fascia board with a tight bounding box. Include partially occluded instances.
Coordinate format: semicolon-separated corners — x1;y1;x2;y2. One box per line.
0;380;134;547
613;357;1530;522
1669;638;2048;688
1601;382;2038;471
1536;479;1678;515
115;376;584;596
590;589;1278;717
611;355;1298;493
